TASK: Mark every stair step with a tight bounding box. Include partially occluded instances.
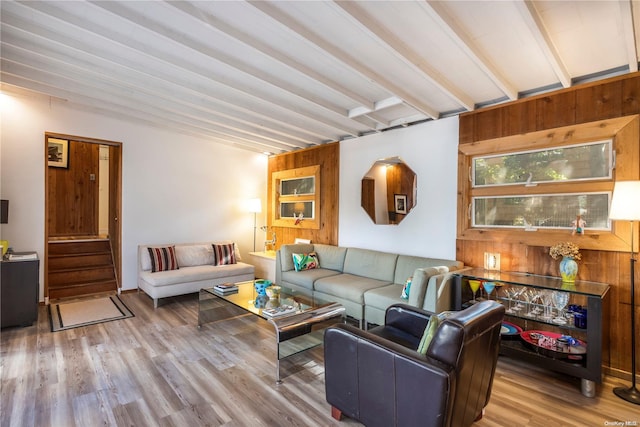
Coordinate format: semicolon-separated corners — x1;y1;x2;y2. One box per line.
48;266;115;286
48;240;111;256
47;239;117;298
48;253;113;270
48;280;118;300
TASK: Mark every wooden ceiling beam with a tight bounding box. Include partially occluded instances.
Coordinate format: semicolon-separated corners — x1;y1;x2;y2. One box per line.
334;0;475;112
421;1;518;101
166;0;375;111
515;0;571;88
248;0;440;119
618;0;638;73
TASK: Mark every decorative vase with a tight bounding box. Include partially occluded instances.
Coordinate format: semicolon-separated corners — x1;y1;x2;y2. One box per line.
559;256;578;283
254;279;272;296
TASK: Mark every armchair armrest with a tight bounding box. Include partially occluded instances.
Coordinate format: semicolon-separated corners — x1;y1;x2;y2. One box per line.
384;303;433;339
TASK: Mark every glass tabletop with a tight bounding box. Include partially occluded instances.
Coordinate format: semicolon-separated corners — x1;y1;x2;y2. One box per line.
201;280;334;320
456;268;610;297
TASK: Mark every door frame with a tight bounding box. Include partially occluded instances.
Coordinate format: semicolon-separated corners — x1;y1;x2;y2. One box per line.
44;132;123;303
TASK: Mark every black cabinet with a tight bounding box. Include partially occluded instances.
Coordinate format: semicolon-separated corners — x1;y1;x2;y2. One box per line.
1;255;39;328
454;268;610;397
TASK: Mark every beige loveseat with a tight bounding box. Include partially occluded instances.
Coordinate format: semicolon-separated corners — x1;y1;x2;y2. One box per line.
138;242;255;308
275;243;463;328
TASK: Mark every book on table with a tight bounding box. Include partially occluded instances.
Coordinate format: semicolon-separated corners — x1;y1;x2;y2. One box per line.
262;305;297;317
213;283;238;294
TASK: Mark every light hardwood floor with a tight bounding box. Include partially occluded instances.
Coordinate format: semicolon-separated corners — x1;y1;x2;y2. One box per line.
1;292;638;427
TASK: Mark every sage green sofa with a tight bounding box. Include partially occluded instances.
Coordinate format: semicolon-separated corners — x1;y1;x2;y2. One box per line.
275;243;463;328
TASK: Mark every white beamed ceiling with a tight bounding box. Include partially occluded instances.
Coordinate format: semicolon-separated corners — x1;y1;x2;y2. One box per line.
2;0;639;154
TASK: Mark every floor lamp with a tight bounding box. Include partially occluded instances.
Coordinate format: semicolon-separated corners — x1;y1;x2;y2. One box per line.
247;198;262;252
609;180;640;405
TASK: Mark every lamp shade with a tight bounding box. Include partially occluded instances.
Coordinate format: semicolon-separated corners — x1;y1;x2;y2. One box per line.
609;181;640;221
247;198;262;213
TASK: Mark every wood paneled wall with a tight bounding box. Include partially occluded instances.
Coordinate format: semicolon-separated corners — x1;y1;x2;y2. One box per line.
267;143;339;248
47;140;100;238
458;72;640;379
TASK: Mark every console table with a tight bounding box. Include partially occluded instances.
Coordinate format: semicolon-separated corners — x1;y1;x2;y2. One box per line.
454;268;610;397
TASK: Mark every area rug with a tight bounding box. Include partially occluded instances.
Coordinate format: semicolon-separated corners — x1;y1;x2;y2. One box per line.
49;295;134;332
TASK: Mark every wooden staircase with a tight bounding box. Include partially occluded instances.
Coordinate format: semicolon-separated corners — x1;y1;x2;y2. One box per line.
48;239;118;300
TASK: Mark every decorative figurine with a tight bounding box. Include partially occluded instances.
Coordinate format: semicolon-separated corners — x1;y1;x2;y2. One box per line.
572;215;586;235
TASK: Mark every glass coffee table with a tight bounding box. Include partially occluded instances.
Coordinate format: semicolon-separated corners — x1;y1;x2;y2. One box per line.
198;280;345;383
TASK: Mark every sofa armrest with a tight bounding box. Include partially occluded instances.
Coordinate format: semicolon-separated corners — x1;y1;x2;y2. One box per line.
423;273;455;313
407;267;448;308
324;323;452;426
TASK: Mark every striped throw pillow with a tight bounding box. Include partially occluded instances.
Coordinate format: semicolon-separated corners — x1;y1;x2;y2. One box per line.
147;246;179;273
212;243;237;266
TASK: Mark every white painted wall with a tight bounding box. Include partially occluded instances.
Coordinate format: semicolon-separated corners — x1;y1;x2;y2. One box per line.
339;116;459;259
0;92;267;300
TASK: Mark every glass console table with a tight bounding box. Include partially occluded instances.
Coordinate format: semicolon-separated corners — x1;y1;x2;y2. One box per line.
454;268;610;397
198;280;345;384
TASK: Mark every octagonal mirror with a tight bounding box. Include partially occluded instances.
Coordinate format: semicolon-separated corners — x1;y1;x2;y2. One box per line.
361;157;417;225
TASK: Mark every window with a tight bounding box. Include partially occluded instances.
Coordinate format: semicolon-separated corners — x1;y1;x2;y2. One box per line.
473;193;610;230
473;140;612;187
457;116;639;252
471;141;613;232
271;165;320;229
280;176;315;196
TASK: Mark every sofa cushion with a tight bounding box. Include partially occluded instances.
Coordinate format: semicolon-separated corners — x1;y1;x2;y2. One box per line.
364;283;406;310
342;248;398;282
140;263;254;287
312;244;347;271
314;273;391;304
292;252;319;271
281;268;340;291
148;246;179;272
212;243;237;266
176;244;212;267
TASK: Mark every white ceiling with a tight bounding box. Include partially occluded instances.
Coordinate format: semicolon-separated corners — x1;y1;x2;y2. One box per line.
2;1;639;154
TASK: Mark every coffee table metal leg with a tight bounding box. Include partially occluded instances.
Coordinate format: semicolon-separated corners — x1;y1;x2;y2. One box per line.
274;327;282;384
276;360;282;385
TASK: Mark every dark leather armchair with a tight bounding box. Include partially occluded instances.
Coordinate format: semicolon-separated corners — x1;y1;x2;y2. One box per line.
324;300;505;427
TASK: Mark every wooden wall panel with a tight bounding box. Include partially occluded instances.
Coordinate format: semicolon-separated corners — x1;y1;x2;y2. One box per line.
575;80;622;123
458;71;640;380
535;91;576;130
622;76;640;115
267;143;339;248
48;140;99;237
502;101;537;136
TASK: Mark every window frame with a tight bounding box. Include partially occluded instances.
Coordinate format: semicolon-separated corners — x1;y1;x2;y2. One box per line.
271;165;320;229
